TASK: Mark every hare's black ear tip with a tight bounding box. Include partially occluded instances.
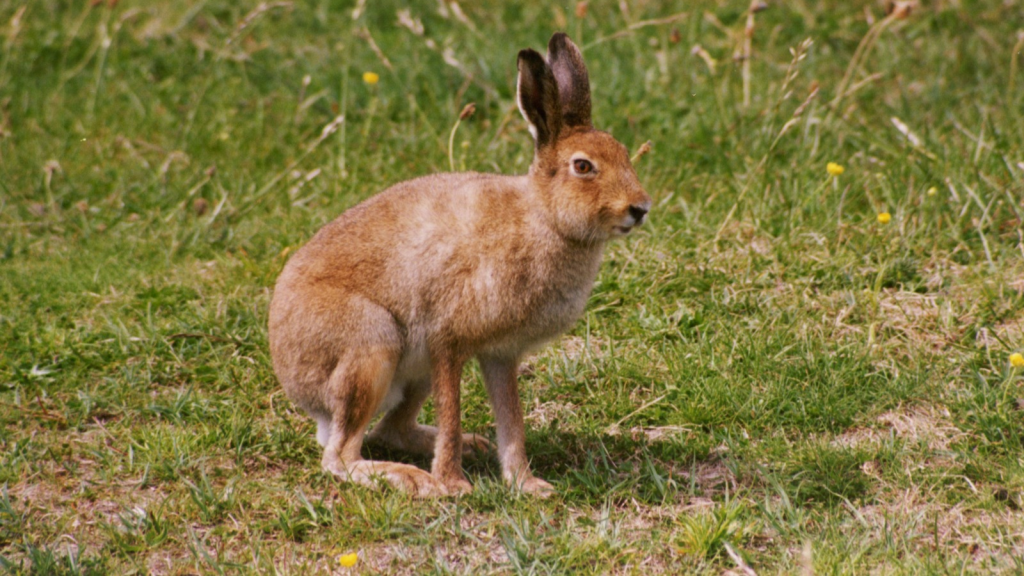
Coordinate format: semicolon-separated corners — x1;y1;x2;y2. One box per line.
548;32;573;51
517;48;546;67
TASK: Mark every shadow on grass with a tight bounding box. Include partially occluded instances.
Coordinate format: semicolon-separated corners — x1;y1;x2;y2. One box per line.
362;428;722;506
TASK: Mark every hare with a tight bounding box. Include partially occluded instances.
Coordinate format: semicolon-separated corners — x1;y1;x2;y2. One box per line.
268;32;650;497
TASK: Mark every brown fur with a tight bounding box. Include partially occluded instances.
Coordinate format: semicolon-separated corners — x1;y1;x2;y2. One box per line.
268;33;650;497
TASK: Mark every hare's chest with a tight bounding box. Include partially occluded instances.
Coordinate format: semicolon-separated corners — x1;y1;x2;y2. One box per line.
501;274;594;349
524;251;602;329
539;281;591;326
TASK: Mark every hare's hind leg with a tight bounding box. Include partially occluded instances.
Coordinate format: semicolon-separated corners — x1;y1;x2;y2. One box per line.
321;346;445;498
366;379;494;457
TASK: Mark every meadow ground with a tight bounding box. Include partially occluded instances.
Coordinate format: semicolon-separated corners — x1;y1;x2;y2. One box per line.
2;0;1024;574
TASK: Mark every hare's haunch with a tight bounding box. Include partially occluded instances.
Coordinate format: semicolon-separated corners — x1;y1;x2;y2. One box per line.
268;33;650;497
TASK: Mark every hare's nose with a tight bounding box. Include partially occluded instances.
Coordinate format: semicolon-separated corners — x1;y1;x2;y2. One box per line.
628;205;648;223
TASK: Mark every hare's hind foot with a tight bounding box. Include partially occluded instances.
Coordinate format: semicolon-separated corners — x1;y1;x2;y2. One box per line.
323;458;447;498
515;475;555;498
365;424;494;459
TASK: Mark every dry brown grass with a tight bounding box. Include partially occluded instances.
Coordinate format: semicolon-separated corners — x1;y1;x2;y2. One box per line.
832;404;966;452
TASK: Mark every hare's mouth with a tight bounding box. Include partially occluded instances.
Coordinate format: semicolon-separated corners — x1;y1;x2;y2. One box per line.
614;225;633;235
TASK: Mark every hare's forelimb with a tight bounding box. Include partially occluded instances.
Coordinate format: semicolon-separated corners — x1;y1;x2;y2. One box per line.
428;349;474;496
480;356;554;497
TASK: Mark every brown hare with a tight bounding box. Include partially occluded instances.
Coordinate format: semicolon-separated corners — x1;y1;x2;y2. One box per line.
268;32;650;497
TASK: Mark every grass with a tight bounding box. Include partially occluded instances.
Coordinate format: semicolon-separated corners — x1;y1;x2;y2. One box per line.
2;0;1024;573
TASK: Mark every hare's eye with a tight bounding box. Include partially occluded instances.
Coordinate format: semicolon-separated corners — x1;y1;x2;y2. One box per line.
572;159;594;174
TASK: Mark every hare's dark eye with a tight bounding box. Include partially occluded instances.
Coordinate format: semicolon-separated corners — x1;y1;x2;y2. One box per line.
572;159;594;174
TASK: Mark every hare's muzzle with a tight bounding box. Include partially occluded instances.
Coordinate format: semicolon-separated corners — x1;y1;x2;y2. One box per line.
614;198;650;235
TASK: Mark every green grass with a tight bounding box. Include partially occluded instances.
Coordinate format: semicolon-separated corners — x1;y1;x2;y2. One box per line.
2;0;1024;573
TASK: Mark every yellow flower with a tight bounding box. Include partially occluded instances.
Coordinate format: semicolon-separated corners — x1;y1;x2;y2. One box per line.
1011;353;1024;368
926;186;938;196
827;162;845;177
362;72;379;85
877;212;891;224
338;552;358;568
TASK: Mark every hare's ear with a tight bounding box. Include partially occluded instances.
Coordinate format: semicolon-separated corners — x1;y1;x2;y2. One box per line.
546;33;591;129
517;48;562;149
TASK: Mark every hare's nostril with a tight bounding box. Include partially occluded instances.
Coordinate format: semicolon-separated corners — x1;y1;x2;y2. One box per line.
628;205;648;222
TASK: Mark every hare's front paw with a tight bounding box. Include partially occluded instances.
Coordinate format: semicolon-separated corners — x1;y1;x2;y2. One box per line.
517;476;555;498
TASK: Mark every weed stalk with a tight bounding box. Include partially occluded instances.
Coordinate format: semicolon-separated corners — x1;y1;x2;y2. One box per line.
448;103;476;172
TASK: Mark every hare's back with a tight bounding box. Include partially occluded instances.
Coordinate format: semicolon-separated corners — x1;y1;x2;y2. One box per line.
312;172;520;249
276;172;531;301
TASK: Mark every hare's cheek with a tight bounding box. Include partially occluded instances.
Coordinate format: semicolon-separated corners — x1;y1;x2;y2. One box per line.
584;189;608;214
560;189;588;213
592;204;618;226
